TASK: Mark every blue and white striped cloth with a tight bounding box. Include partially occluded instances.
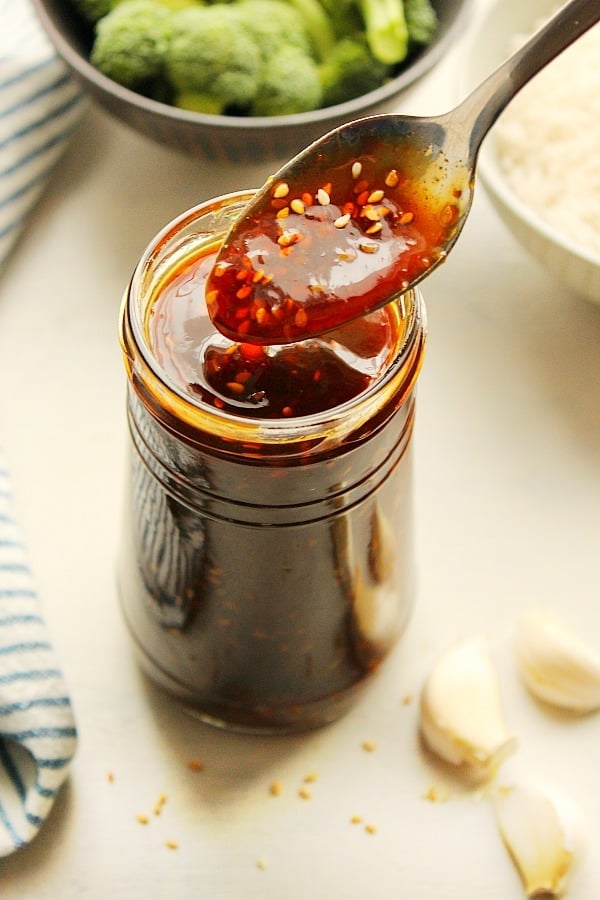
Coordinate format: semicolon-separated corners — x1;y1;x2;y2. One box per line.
0;449;77;857
1;0;81;855
1;0;86;267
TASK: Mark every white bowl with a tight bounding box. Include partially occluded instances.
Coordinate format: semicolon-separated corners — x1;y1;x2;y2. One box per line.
461;0;600;304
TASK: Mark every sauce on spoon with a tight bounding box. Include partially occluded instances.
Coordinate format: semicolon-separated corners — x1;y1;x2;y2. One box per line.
205;145;463;344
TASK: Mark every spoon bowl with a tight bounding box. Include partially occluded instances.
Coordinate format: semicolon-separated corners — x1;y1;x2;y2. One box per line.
207;0;599;343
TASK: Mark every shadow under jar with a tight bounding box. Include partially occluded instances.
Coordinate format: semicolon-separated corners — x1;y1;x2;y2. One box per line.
118;191;427;733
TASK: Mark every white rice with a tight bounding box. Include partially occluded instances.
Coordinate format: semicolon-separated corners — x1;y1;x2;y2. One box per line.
494;20;600;258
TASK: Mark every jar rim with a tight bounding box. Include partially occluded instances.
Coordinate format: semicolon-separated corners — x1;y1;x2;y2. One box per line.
121;191;426;446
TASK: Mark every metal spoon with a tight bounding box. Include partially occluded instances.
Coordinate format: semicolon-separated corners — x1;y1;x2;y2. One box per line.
208;0;600;344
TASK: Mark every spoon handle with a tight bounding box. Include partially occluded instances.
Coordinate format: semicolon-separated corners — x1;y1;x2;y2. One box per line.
457;0;600;160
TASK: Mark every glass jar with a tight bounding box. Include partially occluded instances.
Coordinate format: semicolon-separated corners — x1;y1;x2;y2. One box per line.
118;190;427;733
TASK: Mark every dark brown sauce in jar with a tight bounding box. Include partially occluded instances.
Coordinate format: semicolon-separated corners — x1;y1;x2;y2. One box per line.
118;191;426;732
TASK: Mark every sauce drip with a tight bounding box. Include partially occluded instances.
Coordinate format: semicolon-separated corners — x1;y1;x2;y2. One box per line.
206;154;459;344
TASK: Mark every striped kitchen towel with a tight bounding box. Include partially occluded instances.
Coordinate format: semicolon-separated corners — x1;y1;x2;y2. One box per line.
0;0;86;268
0;446;77;856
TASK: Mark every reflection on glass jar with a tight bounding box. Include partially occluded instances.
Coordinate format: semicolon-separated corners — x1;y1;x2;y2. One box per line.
118;191;426;733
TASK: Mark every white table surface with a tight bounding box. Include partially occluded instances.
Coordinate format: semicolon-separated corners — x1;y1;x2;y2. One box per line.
1;2;599;896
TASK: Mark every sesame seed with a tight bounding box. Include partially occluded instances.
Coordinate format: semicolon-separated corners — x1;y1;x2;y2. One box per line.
257;858;268;870
364;207;380;221
365;824;377;835
290;198;305;215
359;241;379;254
385;169;399;187
136;814;149;825
317;188;330;205
362;740;376;752
423;786;438;802
227;381;245;395
269;780;283;796
277;230;300;247
276;207;290;219
165;840;179;850
365;222;382;235
273;182;289;198
303;771;318;783
350;815;363;825
336;249;357;262
334;213;351;228
399;211;414;224
367;190;384;203
351;161;362;179
298;787;312;800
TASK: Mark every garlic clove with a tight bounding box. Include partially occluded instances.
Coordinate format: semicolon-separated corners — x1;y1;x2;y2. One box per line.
419;636;517;781
516;609;600;714
495;783;581;897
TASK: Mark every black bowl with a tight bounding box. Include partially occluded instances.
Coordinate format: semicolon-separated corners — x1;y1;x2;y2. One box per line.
32;0;471;161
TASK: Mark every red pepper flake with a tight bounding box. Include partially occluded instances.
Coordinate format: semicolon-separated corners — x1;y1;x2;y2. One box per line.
239;342;265;361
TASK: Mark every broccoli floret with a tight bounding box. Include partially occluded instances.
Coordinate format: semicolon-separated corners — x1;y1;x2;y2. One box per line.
90;1;173;90
251;47;322;115
404;0;438;45
235;0;313;60
319;36;392;107
357;0;409;64
286;0;337;62
166;6;262;114
314;0;363;39
152;0;202;8
71;0;118;24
